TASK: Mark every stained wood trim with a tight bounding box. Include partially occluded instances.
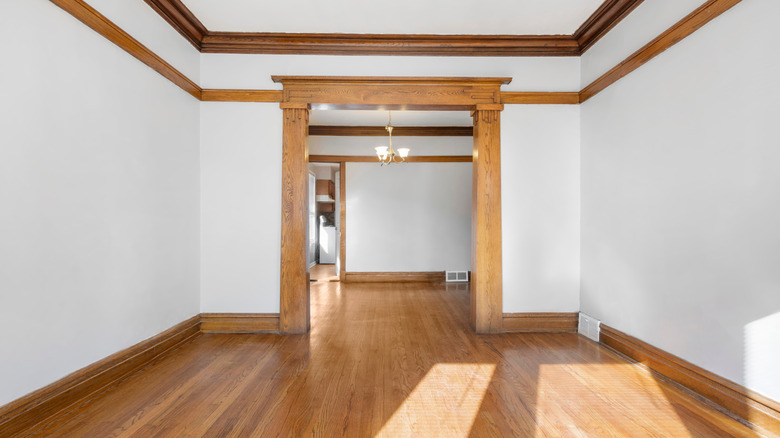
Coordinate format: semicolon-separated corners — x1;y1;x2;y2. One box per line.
272;76;513;85
309;155;473;163
573;0;645;54
49;0;201;99
501;92;580;105
470;107;503;334
0;315;201;437
339;162;346;282
344;272;445;283
600;324;780;436
142;0;207;49
309;126;473;137
580;0;743;103
202;33;580;57
502;313;579;333
279;106;311;335
201;89;284;102
201;313;280;334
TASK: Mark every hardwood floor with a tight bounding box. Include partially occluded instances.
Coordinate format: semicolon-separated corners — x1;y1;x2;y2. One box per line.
310;264;339;282
27;282;761;437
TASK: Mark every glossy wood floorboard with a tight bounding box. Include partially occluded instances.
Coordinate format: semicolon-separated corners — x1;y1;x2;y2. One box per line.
310;264;339;282
28;282;762;437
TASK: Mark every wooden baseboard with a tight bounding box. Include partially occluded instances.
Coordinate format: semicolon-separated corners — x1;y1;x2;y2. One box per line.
344;272;445;283
201;313;280;334
600;324;780;436
0;315;201;437
502;313;579;333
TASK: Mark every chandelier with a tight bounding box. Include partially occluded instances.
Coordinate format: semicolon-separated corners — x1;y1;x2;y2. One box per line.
374;111;410;165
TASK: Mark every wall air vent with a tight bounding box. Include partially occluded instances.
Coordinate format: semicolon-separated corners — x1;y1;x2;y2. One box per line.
578;313;601;342
445;271;469;282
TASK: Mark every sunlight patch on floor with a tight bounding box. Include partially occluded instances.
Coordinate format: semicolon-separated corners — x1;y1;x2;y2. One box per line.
535;363;692;437
376;363;496;437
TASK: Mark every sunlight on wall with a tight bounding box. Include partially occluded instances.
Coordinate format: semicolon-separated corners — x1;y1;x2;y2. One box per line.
745;311;780;402
536;364;691;436
377;364;495;437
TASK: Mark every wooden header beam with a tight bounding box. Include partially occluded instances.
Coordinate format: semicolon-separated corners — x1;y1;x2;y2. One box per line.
309;125;473;137
309;155;472;163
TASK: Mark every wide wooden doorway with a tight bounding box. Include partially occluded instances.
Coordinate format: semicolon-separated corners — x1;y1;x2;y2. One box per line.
275;76;510;334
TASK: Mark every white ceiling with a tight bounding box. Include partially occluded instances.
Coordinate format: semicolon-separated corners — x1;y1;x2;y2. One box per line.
182;0;605;35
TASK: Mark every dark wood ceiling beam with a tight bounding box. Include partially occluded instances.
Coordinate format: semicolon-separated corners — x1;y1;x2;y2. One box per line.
309;126;473;137
142;0;207;49
574;0;645;54
200;33;581;56
309;155;472;163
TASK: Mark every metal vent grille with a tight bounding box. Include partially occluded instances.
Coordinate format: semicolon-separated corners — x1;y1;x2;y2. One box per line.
445;271;469;282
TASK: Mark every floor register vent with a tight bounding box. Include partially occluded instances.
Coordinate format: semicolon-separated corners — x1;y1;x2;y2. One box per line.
578;313;601;342
446;271;469;282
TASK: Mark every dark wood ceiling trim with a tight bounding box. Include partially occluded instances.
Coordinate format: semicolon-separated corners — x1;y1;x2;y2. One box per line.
142;0;207;49
272;76;513;85
200;33;581;56
573;0;645;54
140;0;647;56
49;0;201;99
309;155;472;163
309;126;473;137
580;0;743;103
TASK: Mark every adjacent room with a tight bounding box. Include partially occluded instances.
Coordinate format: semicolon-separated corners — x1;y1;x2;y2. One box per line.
1;0;778;436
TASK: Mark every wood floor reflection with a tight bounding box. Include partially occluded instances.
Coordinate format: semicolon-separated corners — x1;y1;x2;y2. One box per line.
30;282;759;437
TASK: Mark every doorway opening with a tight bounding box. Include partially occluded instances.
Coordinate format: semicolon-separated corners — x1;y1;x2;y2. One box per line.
277;76;508;335
308;162;341;283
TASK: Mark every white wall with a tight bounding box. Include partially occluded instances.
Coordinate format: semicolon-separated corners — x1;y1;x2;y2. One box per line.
580;0;703;87
201;54;580;91
87;0;200;82
0;0;200;406
346;163;472;272
502;105;581;312
580;0;780;401
199;103;282;313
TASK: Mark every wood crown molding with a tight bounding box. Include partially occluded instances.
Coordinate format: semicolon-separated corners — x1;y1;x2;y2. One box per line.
142;0;207;49
309;125;473;137
144;0;642;56
0;315;201;437
201;33;581;56
344;272;446;283
48;0;743;105
201;313;280;334
573;0;645;54
502;313;579;333
600;324;780;436
309;155;472;163
49;0;200;99
580;0;743;102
